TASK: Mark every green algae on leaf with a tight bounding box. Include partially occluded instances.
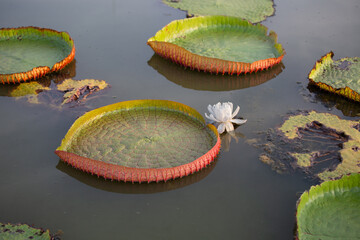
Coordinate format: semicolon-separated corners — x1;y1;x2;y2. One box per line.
279;111;360;181
308;52;360;102
147;16;284;75
57;78;109;104
0;26;75;84
55;100;220;183
296;173;360;239
0;223;52;240
163;0;275;23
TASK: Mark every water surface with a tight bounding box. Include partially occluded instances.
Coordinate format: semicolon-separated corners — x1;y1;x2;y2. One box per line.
0;0;359;239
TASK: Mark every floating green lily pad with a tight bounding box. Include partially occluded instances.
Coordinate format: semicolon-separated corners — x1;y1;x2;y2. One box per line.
55;100;220;183
148;54;284;91
296;173;360;239
309;52;360;102
0;223;52;240
0;26;75;84
147;16;284;75
163;0;275;23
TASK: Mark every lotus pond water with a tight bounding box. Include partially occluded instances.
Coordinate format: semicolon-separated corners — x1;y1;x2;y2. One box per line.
0;0;359;239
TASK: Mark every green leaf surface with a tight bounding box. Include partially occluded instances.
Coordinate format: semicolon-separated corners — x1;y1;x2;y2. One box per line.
57;100;217;168
163;0;274;23
147;16;284;75
0;27;75;84
309;52;360;102
0;27;73;74
149;16;283;63
296;174;360;239
0;223;51;240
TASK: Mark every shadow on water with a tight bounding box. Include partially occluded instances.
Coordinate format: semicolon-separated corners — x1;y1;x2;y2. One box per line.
56;157;218;194
307;84;360;117
147;54;285;91
0;60;77;97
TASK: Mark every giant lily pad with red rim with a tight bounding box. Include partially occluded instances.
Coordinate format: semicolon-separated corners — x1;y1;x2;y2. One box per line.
147;16;285;75
55;100;220;183
0;26;75;84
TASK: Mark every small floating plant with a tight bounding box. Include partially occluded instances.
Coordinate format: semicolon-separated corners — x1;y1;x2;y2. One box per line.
147;16;285;75
55;100;220;183
0;26;75;84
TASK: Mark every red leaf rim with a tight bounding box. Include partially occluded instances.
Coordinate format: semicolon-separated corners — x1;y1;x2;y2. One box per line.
0;26;75;84
55;100;221;183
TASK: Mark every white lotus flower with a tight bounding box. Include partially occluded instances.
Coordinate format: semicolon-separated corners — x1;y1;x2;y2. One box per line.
205;102;247;134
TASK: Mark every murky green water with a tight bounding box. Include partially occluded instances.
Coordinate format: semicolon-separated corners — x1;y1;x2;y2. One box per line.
0;0;359;239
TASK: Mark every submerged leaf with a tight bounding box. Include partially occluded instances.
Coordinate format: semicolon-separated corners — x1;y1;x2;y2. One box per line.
9;82;50;98
162;0;275;23
56;78;109;104
280;111;360;181
249;111;360;181
147;16;284;75
296;173;360;239
308;52;360;102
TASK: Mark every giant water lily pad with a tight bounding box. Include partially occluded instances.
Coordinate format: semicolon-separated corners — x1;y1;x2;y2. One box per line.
309;52;360;102
296;173;360;239
55;100;220;183
163;0;275;23
0;223;52;240
147;16;284;75
0;26;75;84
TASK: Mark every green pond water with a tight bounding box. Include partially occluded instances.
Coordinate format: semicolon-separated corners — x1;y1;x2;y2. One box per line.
0;0;359;239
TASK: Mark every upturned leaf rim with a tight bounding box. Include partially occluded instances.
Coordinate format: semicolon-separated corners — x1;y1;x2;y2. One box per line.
147;15;285;75
0;26;75;84
55;99;221;183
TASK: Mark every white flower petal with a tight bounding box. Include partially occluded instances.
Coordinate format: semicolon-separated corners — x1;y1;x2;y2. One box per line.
205;113;218;123
230;118;247;125
214;106;225;122
232;106;240;118
207;104;215;116
217;123;226;134
225;121;234;132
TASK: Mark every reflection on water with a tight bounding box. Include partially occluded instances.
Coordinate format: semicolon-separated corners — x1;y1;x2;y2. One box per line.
148;54;284;91
0;60;76;98
220;127;246;152
56;158;218;194
307;84;360;117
